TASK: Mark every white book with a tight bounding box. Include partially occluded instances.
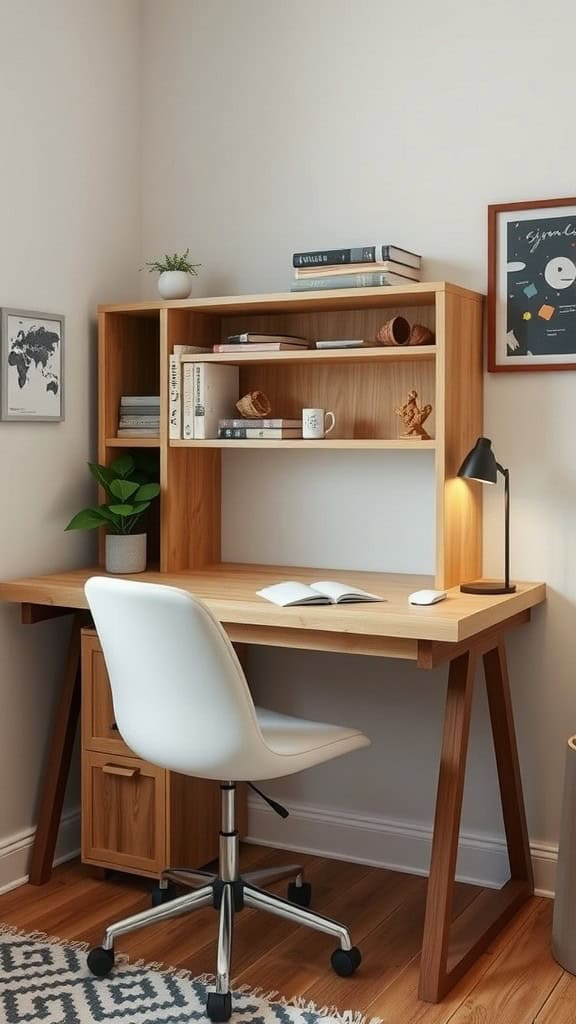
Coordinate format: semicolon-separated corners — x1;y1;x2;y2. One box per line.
194;363;239;439
315;339;365;349
169;346;203;439
169;355;181;440
257;580;384;607
182;362;195;439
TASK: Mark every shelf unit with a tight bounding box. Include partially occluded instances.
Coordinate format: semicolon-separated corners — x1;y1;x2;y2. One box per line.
98;282;484;588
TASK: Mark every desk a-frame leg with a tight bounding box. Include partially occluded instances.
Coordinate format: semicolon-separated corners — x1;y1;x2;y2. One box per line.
418;640;533;1002
28;612;84;885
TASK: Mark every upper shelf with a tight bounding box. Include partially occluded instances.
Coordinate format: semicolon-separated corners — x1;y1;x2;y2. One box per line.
98;281;484;318
180;345;436;366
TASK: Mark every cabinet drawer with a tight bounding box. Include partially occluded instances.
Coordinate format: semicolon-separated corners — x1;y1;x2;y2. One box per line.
81;630;133;756
82;751;166;875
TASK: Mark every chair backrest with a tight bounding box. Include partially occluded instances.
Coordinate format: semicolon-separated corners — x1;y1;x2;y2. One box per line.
84;576;269;780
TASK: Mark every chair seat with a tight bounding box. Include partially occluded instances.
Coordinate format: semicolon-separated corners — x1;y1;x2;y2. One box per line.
255;706;370;774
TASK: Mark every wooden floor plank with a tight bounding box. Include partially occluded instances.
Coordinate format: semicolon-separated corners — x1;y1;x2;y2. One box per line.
233;868;424;997
446;900;562;1024
536;971;576;1024
289;878;480;1013
362;896;539;1023
0;850;567;1023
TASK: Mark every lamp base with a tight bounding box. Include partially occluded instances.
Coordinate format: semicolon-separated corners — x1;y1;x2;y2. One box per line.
460;580;517;595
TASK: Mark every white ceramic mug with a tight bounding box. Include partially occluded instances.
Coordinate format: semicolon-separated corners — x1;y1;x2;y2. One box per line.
302;408;336;439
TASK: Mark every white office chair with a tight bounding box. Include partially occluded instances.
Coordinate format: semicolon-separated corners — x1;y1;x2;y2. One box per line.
84;576;370;1022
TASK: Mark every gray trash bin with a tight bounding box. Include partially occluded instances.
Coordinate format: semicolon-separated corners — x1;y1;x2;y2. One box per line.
552;735;576;973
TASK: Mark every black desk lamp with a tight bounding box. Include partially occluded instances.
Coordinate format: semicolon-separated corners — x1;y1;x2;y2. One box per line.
457;437;516;595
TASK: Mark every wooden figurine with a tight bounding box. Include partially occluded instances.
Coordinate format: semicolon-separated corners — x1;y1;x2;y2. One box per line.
394;389;433;440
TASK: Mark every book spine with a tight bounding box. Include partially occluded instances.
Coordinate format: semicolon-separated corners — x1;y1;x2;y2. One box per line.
291;273;395;290
120;396;160;405
193;362;205;439
119;416;161;426
213;343;307;353
293;246;381;268
120;405;161;410
169;355;181;440
219;418;301;428
218;427;301;439
295;260;420;280
117;430;160;437
182;363;195;440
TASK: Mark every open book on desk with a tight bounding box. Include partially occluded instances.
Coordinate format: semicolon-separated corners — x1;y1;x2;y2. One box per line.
256;580;384;607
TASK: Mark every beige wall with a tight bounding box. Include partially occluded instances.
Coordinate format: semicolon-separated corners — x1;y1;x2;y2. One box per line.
140;0;573;889
0;0;141;888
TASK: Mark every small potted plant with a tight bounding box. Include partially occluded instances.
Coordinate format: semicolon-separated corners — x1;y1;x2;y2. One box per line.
65;454;160;574
144;247;201;299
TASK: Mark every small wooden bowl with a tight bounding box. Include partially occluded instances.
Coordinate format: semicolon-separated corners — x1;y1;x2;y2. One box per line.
376;316;411;346
236;390;272;418
409;324;435;346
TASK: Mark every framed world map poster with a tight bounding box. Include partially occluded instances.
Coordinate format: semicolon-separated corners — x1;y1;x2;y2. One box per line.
1;308;65;420
488;197;576;371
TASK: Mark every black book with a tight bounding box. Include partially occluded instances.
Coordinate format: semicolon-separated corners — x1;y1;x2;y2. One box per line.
293;244;421;270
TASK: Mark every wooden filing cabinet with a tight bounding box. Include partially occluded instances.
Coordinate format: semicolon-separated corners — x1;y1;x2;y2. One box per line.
81;628;243;878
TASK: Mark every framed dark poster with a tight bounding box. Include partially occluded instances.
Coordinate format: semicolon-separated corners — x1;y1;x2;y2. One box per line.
488;197;576;371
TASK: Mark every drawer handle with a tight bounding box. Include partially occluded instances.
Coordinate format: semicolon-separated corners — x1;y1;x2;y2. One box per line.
102;764;139;778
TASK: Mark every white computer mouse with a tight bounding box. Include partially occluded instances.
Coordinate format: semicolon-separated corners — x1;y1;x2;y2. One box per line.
408;589;447;606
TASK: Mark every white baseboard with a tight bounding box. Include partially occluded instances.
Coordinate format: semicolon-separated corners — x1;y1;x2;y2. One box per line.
246;797;556;899
0;808;81;896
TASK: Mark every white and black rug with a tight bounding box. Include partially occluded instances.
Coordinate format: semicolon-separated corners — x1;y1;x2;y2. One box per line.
0;925;372;1024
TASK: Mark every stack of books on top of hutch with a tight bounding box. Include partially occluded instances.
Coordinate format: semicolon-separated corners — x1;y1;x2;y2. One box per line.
291;243;422;291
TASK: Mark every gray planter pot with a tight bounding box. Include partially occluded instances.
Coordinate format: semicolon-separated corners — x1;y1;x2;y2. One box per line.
105;533;147;575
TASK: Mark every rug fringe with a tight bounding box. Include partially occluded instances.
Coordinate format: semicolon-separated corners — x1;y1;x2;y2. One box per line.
0;922;382;1024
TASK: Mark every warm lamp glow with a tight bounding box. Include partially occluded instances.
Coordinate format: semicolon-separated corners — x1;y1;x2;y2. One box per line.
457;437;515;595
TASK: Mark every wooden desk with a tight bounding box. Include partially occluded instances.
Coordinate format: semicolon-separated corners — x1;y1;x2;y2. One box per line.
0;563;545;1003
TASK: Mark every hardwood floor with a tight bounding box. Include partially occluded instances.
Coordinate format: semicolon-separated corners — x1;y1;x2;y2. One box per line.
0;846;568;1023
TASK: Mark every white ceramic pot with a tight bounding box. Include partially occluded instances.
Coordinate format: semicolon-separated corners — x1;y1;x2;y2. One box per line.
157;271;192;300
105;533;147;574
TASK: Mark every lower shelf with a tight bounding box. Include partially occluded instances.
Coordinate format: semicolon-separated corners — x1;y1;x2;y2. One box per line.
106;437;160;447
169;438;436;450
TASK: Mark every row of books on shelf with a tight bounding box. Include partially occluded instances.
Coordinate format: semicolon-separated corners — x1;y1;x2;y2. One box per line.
169;353;305;441
290;243;422;291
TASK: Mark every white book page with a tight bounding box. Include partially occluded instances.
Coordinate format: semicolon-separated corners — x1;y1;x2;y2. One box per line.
311;581;383;603
256;581;330;607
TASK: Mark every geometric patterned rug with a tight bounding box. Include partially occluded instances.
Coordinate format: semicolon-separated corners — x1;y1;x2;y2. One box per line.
0;925;373;1024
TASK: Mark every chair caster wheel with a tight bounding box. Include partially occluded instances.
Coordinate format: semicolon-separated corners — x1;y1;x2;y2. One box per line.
331;946;361;977
207;991;232;1022
87;946;115;978
287;880;312;907
152;881;177;907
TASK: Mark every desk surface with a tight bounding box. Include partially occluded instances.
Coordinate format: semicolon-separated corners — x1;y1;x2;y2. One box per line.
0;562;545;645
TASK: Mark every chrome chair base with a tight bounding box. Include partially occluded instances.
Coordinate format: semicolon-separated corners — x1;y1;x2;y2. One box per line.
87;784;361;1022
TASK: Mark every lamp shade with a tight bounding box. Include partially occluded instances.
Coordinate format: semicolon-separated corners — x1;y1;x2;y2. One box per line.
458;436;498;484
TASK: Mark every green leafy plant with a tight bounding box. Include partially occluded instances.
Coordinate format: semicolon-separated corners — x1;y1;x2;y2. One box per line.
65;454;160;536
143;247;201;275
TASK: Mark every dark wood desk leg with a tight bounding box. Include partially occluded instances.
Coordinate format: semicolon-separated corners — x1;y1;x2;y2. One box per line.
483;642;533;889
419;650;476;1002
28;613;83;885
419;639;533;1002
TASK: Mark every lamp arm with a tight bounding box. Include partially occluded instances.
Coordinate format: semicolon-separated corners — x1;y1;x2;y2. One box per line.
498;466;511;589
